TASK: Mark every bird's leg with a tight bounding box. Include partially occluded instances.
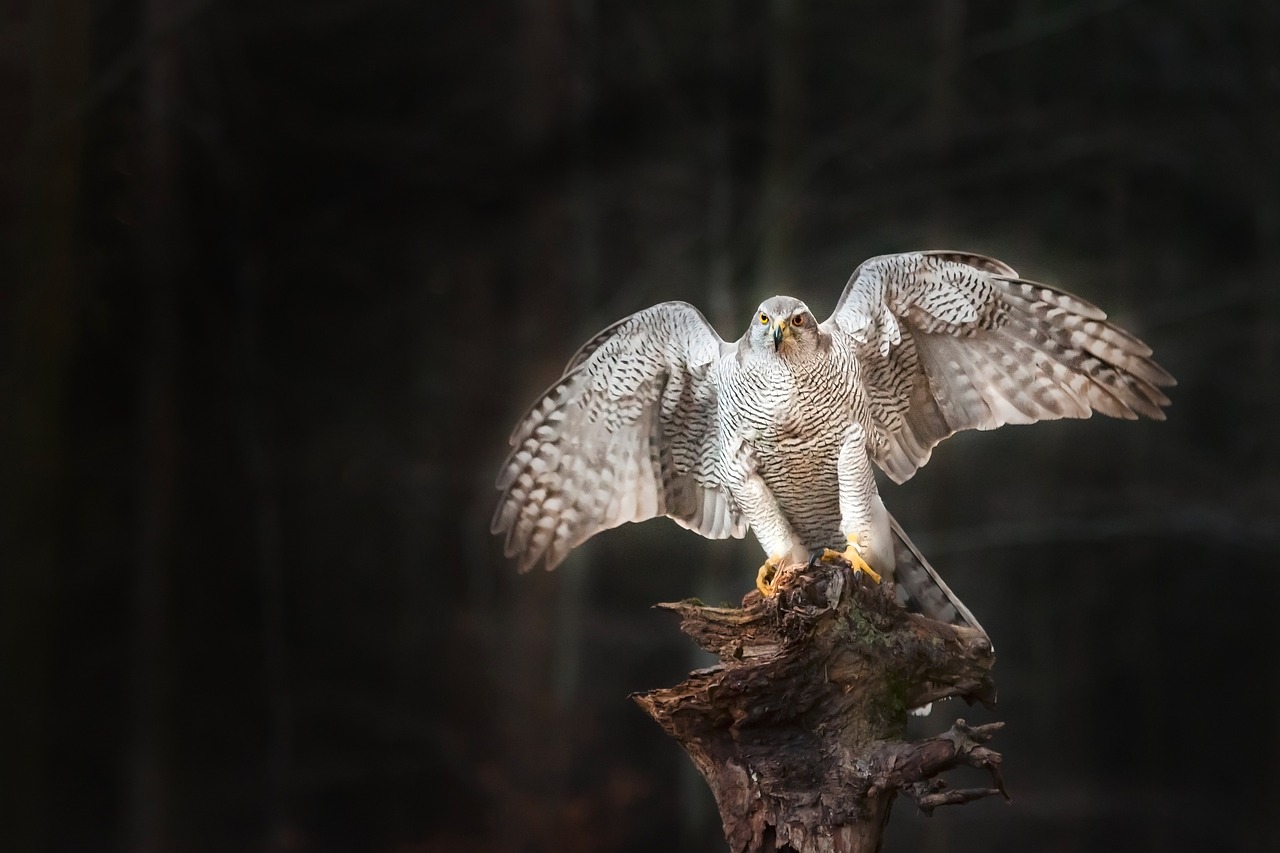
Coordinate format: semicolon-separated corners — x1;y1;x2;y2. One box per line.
817;535;882;584
729;434;805;597
756;555;785;597
831;428;893;585
751;520;805;597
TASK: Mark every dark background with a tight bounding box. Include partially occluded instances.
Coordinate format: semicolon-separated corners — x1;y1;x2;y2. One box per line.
4;1;1278;851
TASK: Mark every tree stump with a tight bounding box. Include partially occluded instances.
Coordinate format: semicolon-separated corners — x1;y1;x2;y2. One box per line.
633;560;1006;853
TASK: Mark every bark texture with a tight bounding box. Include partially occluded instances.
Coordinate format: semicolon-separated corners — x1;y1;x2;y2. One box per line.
633;561;1006;853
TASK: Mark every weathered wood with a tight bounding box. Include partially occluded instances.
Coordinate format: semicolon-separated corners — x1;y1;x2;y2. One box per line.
633;560;1005;853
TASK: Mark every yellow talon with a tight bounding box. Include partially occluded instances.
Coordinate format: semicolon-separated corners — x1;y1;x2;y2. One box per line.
756;554;783;597
820;537;882;584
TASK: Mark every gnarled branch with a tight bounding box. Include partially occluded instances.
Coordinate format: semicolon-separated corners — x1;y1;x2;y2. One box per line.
633;561;1004;852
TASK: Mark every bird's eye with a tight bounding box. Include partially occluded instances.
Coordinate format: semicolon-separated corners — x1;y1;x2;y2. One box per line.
759;312;769;324
791;315;805;326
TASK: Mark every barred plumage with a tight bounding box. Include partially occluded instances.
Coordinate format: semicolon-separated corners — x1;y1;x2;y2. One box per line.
493;251;1174;627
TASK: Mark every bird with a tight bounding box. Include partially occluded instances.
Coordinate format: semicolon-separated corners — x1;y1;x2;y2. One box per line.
491;250;1173;629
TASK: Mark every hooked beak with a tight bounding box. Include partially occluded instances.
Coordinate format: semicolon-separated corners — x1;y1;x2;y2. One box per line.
772;320;786;350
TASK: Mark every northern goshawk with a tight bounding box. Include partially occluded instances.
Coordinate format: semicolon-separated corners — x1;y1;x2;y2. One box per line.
492;251;1173;626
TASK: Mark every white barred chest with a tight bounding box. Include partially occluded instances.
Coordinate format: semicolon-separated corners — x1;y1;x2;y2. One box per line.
719;351;863;548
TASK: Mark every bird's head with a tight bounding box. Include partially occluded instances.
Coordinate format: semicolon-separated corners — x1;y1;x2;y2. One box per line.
748;296;820;359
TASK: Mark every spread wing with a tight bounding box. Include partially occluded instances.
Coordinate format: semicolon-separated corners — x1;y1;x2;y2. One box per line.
824;250;1175;484
493;301;745;571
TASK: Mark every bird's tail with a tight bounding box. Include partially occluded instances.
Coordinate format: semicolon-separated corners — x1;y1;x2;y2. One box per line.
888;514;988;639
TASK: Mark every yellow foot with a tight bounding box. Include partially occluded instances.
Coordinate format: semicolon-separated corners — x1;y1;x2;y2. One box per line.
818;536;882;584
756;554;784;597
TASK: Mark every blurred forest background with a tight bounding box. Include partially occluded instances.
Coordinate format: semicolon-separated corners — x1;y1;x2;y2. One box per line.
3;0;1279;851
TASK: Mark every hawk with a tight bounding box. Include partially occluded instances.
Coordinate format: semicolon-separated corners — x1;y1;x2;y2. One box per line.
492;251;1173;627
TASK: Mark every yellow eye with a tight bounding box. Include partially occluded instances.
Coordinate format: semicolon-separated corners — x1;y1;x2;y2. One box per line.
759;312;769;324
791;314;805;327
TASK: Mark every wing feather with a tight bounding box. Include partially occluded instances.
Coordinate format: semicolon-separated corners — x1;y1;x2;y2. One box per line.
825;252;1175;484
493;301;745;571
